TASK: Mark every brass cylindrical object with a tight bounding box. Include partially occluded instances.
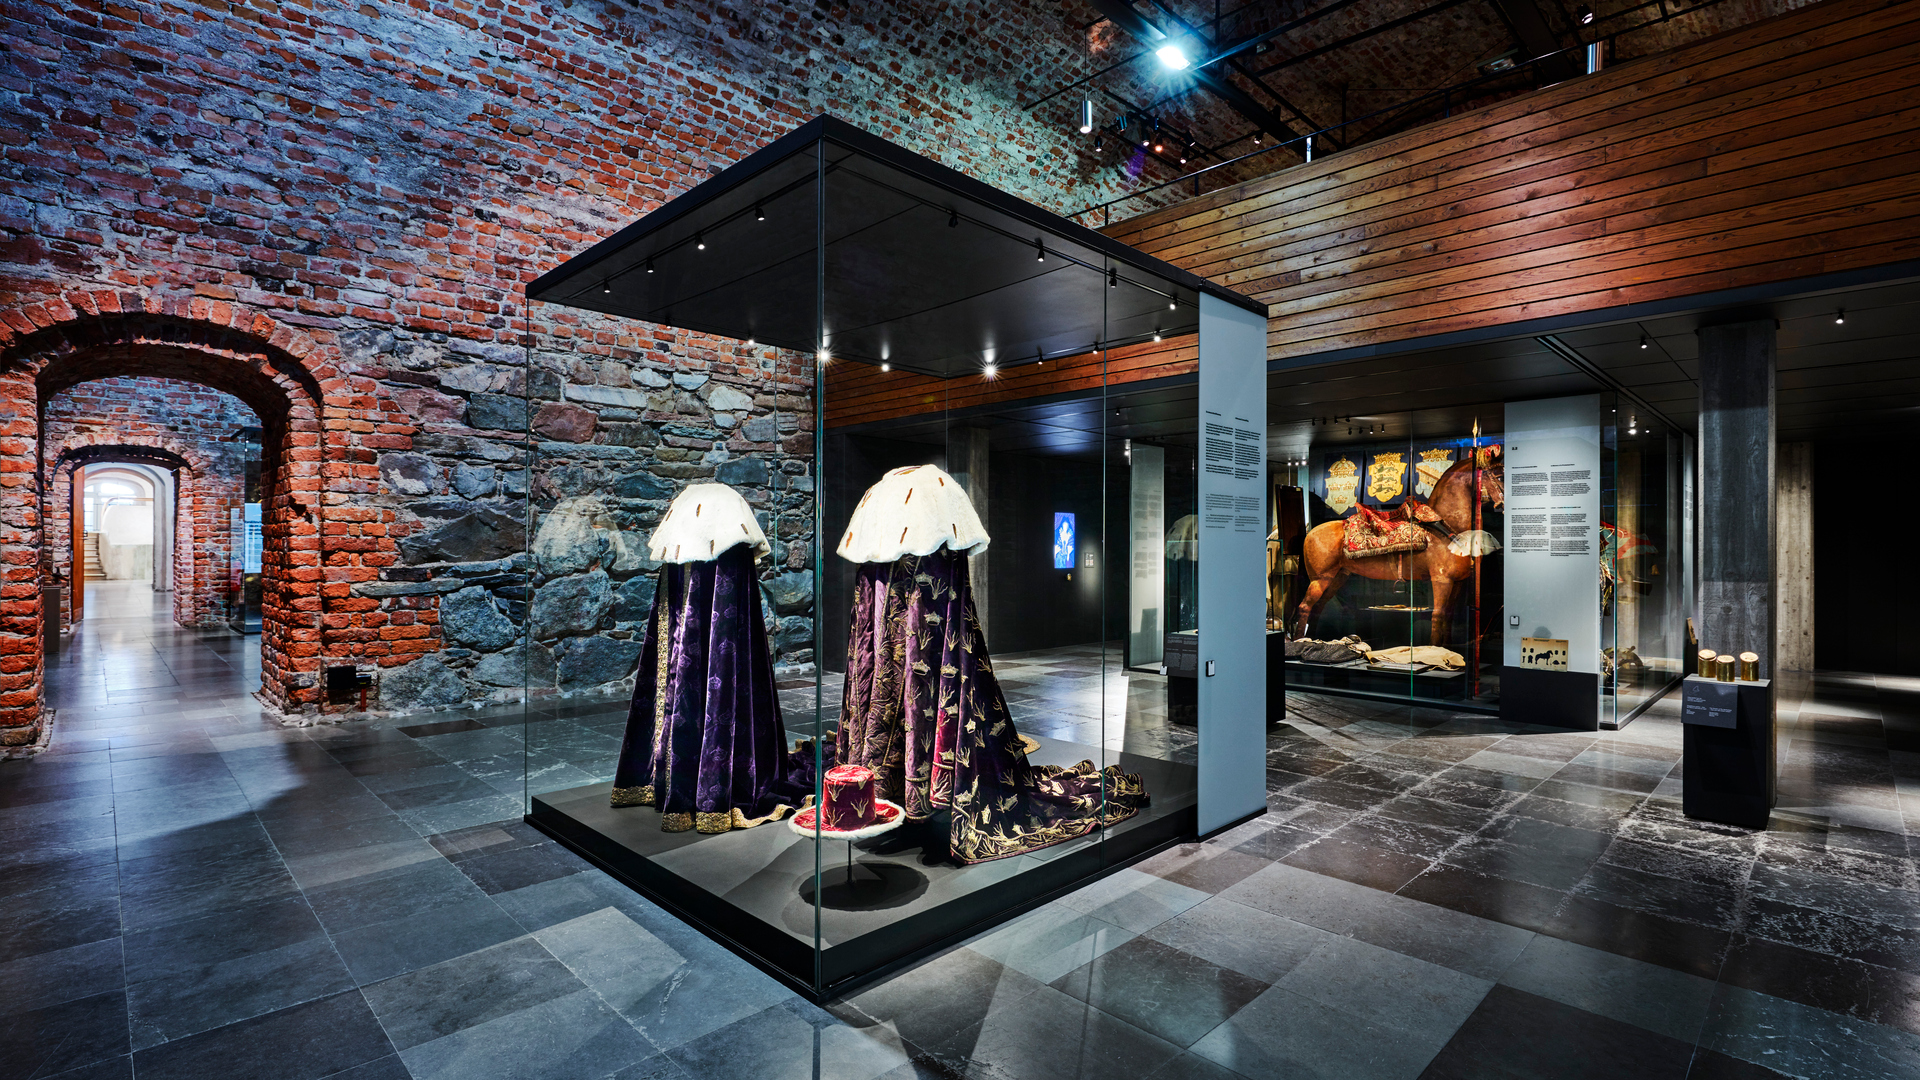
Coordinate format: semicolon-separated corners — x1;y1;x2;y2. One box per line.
1697;649;1717;677
1738;651;1759;681
1715;654;1735;682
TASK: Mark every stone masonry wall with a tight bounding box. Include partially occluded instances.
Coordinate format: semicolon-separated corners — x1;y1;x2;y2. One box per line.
41;376;259;629
0;0;1217;723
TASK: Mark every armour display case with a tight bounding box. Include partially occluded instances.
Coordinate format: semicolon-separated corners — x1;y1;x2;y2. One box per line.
517;116;1268;998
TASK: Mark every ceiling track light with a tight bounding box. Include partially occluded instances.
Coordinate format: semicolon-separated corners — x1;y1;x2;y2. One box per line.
695;231;705;250
1078;96;1095;135
1152;330;1162;342
1577;3;1595;23
1836;309;1846;325
879;362;890;372
645;258;654;274
1639;336;1649;349
1168;297;1178;311
601;280;610;294
1094;133;1105;152
754;205;764;221
982;362;999;378
1035;238;1045;262
1108;268;1118;289
948;210;958;228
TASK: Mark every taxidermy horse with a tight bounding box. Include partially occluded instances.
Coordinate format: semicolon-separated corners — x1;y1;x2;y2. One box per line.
1294;453;1505;646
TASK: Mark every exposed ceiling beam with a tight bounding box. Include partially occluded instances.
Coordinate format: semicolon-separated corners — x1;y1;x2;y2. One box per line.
1489;0;1582;80
1251;0;1480;77
1086;0;1309;147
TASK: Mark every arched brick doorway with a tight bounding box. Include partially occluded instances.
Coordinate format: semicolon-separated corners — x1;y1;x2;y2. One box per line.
46;442;226;630
0;303;331;742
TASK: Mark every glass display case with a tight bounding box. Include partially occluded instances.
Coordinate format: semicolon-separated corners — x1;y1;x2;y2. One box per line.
1270;393;1692;729
515;117;1268;998
1277;406;1507;711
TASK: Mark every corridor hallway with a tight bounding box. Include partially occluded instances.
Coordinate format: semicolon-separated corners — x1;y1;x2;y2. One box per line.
45;580;263;729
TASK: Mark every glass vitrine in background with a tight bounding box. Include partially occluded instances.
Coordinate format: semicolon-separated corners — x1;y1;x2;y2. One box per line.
1280;406;1506;711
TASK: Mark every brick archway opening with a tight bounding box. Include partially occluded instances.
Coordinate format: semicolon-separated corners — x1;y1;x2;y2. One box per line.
46;440;234;632
0;307;329;741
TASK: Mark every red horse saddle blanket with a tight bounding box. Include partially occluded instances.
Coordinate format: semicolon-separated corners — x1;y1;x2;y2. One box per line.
1344;501;1442;558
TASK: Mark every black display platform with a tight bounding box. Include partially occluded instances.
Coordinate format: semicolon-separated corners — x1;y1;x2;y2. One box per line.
1681;675;1775;829
1500;665;1599;730
527;738;1196;1000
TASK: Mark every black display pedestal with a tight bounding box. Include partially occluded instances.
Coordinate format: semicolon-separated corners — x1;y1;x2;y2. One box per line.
1164;632;1285;725
1681;675;1775;829
1500;666;1599;730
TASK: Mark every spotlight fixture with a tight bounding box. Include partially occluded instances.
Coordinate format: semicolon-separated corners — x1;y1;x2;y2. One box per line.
695;231;705;250
1154;137;1165;153
1155;43;1190;69
601;280;610;294
948;210;958;227
1035;238;1046;262
755;205;764;221
982;363;999;378
1252;132;1261;145
1094;133;1105;152
1639;336;1648;349
1168;297;1178;310
1577;4;1594;23
816;351;830;365
1628;415;1638;435
1152;331;1162;342
880;362;891;372
1836;309;1846;325
645;258;654;274
1078;96;1095;135
1108;267;1118;289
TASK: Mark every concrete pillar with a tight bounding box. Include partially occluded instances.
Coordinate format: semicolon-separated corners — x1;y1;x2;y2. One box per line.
1696;319;1776;678
1776;442;1814;674
946;427;990;642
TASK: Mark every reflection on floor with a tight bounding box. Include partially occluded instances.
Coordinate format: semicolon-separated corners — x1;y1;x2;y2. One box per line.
4;589;1919;1080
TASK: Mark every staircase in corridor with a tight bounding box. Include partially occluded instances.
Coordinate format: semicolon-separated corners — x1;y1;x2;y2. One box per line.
82;532;103;579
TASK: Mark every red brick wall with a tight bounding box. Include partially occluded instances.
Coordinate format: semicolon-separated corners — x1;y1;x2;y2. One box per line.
42;376;258;629
0;0;1238;735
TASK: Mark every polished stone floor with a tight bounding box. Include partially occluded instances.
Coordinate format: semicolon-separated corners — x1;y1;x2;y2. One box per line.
3;582;1918;1078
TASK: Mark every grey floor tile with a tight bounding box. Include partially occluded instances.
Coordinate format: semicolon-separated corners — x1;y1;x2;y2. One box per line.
126;935;354;1050
1276;934;1491;1041
1143;895;1333;984
0;935;124;1017
400;987;656;1080
929;984;1183;1080
490;873;611;933
131;989;395;1080
362;935;585;1051
0;989;130;1079
1697;984;1920;1079
1050;935;1269;1048
1499;934;1717;1043
1055;868;1209;932
963;903;1137;984
1216;860;1396;935
666;1001;910;1080
536;906;790;1054
1343;890;1535;981
1187;985;1442;1080
833;946;1045;1050
329;895;527;986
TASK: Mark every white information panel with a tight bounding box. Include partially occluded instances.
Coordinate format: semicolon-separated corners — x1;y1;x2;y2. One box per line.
1503;394;1602;674
1196;293;1268;835
1128;443;1166;667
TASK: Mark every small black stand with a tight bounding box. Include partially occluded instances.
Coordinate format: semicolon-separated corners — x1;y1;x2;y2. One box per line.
1681;675;1775;829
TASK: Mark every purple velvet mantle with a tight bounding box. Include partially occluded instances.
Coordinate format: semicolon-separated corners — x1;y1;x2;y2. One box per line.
835;547;1149;863
610;544;815;831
